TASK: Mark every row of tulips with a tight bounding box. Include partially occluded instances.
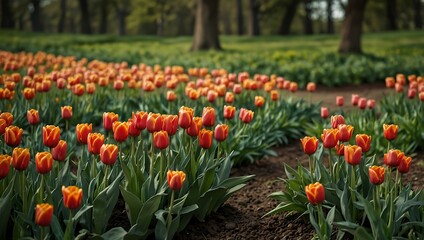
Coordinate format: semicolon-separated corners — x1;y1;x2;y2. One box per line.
269;114;423;239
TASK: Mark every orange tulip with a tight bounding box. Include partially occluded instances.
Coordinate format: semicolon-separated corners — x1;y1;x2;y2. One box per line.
153;130;169;150
0;154;11;179
166;90;176;102
0;119;7;135
300;136;319;155
321;129;340;149
103;112;119;131
383;124;398;141
321;107;329;119
76;123;92;145
202;107;215;127
367;99;375;109
5;125;23;147
419;92;424;102
23;88;36;100
355;134;371;153
43;125;61;148
330;115;345;129
61;106;72;120
384;149;403;167
225;92;234;103
335;143;345;156
186;117;202;137
35;152;53;174
163;115;179;136
344;145;362;165
207;90;218;103
87;133;104;155
127;119;141;137
178;106;194;129
369;166;385;185
289;82;298;92
132;111;148;130
255;96;265;108
239;108;254;124
385;77;395;88
198;129;213;149
305;182;325;205
167;170;186;191
214;124;229;142
306;82;316;92
100;144;118;165
338;124;354;142
223;105;236;120
113;121;129;142
35;203;53;226
113;79;124;90
12;148;30;171
52;140;67;161
398;155;412;174
27;109;40;125
62;186;83;209
71;84;84;96
270;90;279;101
146;113;163;133
0;112;13;126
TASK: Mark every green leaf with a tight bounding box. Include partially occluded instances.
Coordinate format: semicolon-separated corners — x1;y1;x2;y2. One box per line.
101;227;127;240
73;204;93;222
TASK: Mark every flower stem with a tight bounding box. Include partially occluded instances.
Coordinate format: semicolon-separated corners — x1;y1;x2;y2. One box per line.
39;174;45;203
160;150;164;186
350;165;356;221
317;204;327;239
91;154;97;181
328;149;333;181
64;210;73;240
309;155;315;181
102;165;110;191
150;135;155;180
167;190;175;228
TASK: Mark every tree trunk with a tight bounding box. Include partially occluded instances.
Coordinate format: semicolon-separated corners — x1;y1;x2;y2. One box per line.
1;0;15;29
30;0;43;32
237;0;245;35
385;0;397;30
338;0;367;54
279;0;299;35
249;0;260;36
191;0;222;51
117;10;127;35
303;0;313;35
327;0;334;34
79;0;92;34
99;1;108;33
58;0;67;33
414;0;422;29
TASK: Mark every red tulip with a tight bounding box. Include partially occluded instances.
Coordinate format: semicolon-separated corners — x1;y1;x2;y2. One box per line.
5;126;23;147
27;109;40;125
52;140;67;161
270;90;279;101
132;111;148;130
385;77;395;88
300;136;319;155
162;115;179;136
344;145;362;166
154;130;169;150
202;107;216;127
384;149;403;167
61;106;72;120
23;88;36;100
167;90;176;102
127;119;141;137
321;107;329;119
358;98;367;109
87;133;104;155
103;112;119;131
335;143;345;156
223;105;236;120
214;124;229;142
207;90;218;103
367;99;375;109
351;94;359;106
398;155;411;174
255;96;265;108
43;125;61;148
146;113;163;133
198;129;213;149
62;186;83;209
336;96;344;106
239;108;254;124
321;129;340;149
186;117;202;137
306;82;316;92
167;170;186;191
100;144;118;165
369;166;385;185
35;152;53;174
0;113;13;126
76;123;92;144
178;106;194;129
113;121;129;142
0;154;12;179
305;182;325;205
355;134;371;153
331;115;345;129
12;148;30;171
383;124;398;141
0;119;7;135
35;203;53;226
338;124;354;142
225;92;234;103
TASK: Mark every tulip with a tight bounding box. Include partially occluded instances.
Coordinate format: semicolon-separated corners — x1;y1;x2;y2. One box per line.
344;145;362;165
167;90;176;102
270;90;279;101
12;148;30;171
61;106;72;120
178;106;194;129
0;154;11;179
201;107;215;127
0;112;13;126
207;90;218;102
43;125;61;148
367;99;375;109
385;149;403;167
305;182;325;205
351;94;359;106
395;83;403;93
76;123;92;144
146;113;163;133
87;133;104;155
52;140;67;161
100;144;118;165
153;130;170;150
186;117;202;137
113;79;124;90
306;82;316;92
355;134;371;153
398;155;412;174
35;152;53;174
23;88;36;100
335;143;344;156
0;119;7;135
62;186;83;209
27;109;40;125
132;111;148;130
214;124;229;142
5;126;23;147
113;121;129;142
223;105;236;120
336;96;344;106
330;115;345;129
321;107;329;119
338;124;354;142
358;98;367;109
167;170;186;191
35;203;53;227
72;84;84;96
198;129;213;149
369;166;385;185
255;96;265;108
289;82;298;92
321;129;340;149
385;77;395;88
225;92;234;103
383;124;398;141
103;112;119;131
239;108;254;124
127;119;141;137
300;136;318;155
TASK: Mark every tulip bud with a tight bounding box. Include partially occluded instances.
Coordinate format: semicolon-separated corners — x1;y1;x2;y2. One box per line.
214;124;229;142
100;144;118;165
255;96;265;108
52;140;67;161
146;113;163;133
167;170;186;191
355;134;371;153
163;115;179;136
153;130;169;150
385;149;403;167
367;99;375;109
239;108;254;124
386;77;395;88
338;124;354;142
166;90;176;102
61;106;72;120
331;115;345;129
358;98;367;109
62;186;83;209
270;90;279;101
223;105;236;120
27;109;40;125
132;111;148;130
306;82;316;92
103;112;118;131
87;133;104;155
344;145;362;165
383;124;398;141
198;129;213;149
113;121;129;142
300;136;318;155
202;107;216;127
186;117;202;137
305;182;325;205
0;154;12;179
76;123;92;144
351;94;359;106
5;126;23;147
335;143;344;156
321;129;340;149
35;152;53;174
321;107;329;119
43;125;61;148
178;106;194;129
35;203;53;226
336;96;344;106
369;166;385;185
12;148;30;171
225;92;234;103
398;155;411;174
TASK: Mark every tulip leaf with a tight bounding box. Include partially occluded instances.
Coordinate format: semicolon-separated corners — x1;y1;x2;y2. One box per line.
0;175;15;240
100;227;127;240
73;204;93;222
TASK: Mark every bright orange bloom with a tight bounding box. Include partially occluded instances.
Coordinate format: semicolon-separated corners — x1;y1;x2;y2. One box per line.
383;124;398;141
12;148;30;171
5;125;23;147
305;182;325;205
27;109;40;125
0;112;13;126
239;108;254;124
369;166;385;185
233;84;242;94
61;106;72;120
35;203;53;226
113;79;124;90
103;112;119;131
167;170;186;191
214;124;229;142
385;149;403;167
0;154;11;179
344;145;362;165
35;152;53;174
167;90;176;102
385;77;395;88
76;123;92;145
321;129;340;149
207;90;218;103
330;115;345;129
355;134;371;153
419;92;424;102
178;106;194;129
146;113;163;133
23;88;36;100
335;143;345;156
72;84;84;96
270;90;279;101
225;92;234;103
300;136;319;155
338;124;354;142
202;107;216;127
154;130;169;150
52;140;67;161
87;133;104;155
0;119;6;135
113;121;129;142
186;117;202;137
100;144;118;165
62;186;83;209
398;155;412;174
255;96;265;108
163;115;179;136
127;119;141;137
132;111;148;130
306;82;316;92
198;129;213;149
43;125;60;148
223;105;236;120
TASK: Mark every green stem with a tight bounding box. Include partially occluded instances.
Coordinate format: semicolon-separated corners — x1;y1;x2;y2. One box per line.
167;190;175;228
92;155;97;181
131;137;135;161
40;226;47;240
64;210;73;240
39;174;45;203
385;167;392;199
317;204;327;239
102;165;110;191
167;137;172;170
150;135;155;180
394;170;399;197
350;165;356;222
309;155;315;182
20;171;27;214
375;185;381;216
328;149;333;181
160;150;164;185
65;120;69;143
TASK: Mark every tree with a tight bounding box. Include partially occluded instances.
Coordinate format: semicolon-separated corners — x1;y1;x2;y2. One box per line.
113;0;130;35
326;0;334;34
1;0;15;29
385;0;397;30
303;0;313;35
30;0;43;32
413;0;422;29
279;0;300;35
338;0;367;53
58;0;67;33
99;0;109;33
79;0;92;34
237;0;245;35
191;0;222;50
249;0;260;35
